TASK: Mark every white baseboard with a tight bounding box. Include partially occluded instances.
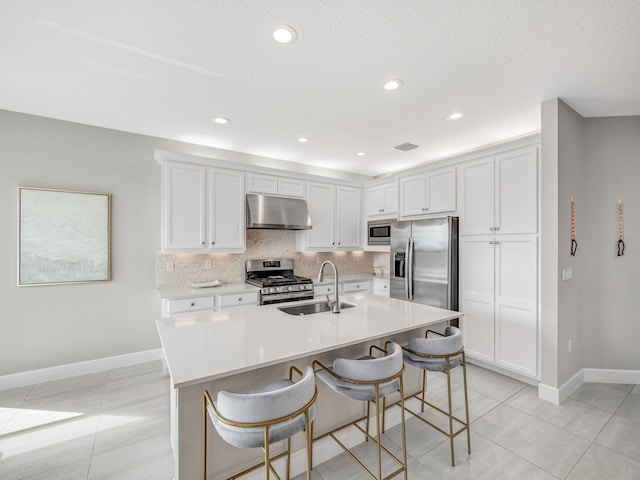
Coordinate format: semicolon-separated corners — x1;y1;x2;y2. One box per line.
0;348;163;391
583;368;640;384
538;369;584;405
538;368;640;405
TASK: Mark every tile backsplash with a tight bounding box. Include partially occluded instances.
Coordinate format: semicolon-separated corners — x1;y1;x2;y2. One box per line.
156;230;390;288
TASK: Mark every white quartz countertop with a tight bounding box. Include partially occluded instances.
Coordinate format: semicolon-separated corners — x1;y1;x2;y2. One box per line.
313;273;372;286
156;293;462;388
157;283;259;300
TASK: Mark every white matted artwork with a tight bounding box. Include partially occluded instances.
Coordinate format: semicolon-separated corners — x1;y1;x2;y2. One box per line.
18;187;112;286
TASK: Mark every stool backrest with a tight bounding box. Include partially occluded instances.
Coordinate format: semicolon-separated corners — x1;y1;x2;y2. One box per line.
333;342;403;384
406;326;463;361
216;365;315;424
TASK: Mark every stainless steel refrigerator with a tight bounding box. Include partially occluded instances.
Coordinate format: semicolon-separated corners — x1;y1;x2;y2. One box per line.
390;217;459;312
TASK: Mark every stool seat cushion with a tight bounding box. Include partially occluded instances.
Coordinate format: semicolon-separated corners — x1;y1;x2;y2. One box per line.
403;326;463;372
209;366;316;449
316;342;403;402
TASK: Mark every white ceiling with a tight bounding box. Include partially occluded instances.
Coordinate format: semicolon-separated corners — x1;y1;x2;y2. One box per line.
2;1;639;177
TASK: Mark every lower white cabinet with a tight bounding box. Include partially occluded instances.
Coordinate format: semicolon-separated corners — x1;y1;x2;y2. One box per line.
372;277;390;297
161;296;214;317
460;235;538;377
216;292;258;309
342;281;369;293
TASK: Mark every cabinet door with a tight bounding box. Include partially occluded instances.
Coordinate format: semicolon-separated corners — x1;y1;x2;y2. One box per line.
163;162;206;250
277;178;305;197
306;183;336;248
208;169;245;250
246;173;278;195
426;167;456;213
382;182;398;215
366;186;384;216
399;173;427;217
460;157;494;235
494;236;538;377
495;147;538;234
460;236;495;363
336;186;361;248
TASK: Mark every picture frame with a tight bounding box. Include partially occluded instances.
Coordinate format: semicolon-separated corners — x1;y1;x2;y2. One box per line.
18;187;112;286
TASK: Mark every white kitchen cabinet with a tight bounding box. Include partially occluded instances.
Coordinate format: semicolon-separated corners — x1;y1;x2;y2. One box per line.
461;235;538;377
366;182;398;218
246;173;305;198
398;166;456;218
342;281;369;293
161;296;215;318
298;182;361;251
460;146;538;235
216;292;258;309
372;277;390;297
314;284;337;296
161;161;245;253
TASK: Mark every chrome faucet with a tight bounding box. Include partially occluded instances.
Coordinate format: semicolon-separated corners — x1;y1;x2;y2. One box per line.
318;260;340;313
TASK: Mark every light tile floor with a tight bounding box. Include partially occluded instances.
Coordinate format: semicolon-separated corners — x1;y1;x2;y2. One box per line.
1;361;639;479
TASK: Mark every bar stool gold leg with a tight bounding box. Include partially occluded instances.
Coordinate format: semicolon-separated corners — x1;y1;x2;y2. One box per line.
462;352;471;454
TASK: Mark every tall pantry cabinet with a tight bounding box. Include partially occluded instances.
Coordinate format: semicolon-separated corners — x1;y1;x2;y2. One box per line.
459;146;539;378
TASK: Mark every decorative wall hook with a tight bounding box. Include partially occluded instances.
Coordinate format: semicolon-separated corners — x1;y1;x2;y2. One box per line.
570;197;577;256
618;199;625;256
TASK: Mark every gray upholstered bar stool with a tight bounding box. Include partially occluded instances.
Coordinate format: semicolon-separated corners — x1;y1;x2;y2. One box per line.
313;342;408;480
401;326;471;466
203;365;317;480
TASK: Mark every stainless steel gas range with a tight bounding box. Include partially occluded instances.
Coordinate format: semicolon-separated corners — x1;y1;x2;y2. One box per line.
245;259;314;305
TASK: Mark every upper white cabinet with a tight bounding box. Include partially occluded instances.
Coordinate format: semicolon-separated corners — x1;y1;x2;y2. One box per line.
246;173;305;198
298;182;361;251
398;166;456;219
366;182;398;218
161;161;245;253
460;146;538;235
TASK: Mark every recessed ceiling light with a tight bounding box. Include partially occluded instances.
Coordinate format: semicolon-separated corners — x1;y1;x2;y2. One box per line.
297;137;309;143
383;79;403;91
356;152;367;156
212;116;230;124
273;25;298;44
446;112;465;121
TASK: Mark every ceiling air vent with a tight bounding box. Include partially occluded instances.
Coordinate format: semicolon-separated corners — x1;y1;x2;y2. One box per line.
392;142;419;152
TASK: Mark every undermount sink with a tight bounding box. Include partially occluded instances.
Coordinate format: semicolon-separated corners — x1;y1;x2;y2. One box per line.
277;301;356;316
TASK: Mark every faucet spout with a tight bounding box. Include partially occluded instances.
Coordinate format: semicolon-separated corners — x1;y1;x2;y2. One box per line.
318;260;340;313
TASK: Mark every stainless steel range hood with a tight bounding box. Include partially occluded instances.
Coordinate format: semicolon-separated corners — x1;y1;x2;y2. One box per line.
246;193;312;230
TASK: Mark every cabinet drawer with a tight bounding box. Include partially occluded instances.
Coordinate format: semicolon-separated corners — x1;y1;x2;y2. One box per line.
166;296;214;315
342;281;369;293
217;292;258;308
314;284;336;296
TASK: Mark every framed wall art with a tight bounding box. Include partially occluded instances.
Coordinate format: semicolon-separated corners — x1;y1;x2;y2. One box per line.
18;187;112;286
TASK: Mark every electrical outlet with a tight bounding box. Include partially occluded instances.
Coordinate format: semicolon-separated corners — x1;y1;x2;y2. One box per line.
166;261;174;272
202;259;212;270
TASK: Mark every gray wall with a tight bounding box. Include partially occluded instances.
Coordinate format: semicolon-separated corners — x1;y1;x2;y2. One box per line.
541;99;640;387
0;109;369;376
556;100;585;384
582;116;640;370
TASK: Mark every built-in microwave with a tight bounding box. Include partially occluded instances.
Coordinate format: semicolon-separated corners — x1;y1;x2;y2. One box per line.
367;220;391;245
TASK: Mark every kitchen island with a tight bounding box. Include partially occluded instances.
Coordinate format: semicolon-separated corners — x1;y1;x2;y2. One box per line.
157;292;461;480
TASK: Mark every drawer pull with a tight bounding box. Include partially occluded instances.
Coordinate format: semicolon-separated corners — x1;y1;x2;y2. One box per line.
237;297;242;301
190;302;195;307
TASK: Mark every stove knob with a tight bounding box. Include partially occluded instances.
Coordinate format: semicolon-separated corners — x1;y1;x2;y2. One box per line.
287;286;294;292
270;287;278;293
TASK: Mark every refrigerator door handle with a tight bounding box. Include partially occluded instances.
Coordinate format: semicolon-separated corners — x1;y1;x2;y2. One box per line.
408;237;414;301
404;238;411;300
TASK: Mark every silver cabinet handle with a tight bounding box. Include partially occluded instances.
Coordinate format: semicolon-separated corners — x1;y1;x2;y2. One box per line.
190;302;195;307
489;227;494;231
421;207;429;211
495;241;500;244
489;241;494;245
494;227;500;231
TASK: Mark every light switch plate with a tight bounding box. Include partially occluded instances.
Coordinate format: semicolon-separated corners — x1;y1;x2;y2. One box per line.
561;267;573;282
